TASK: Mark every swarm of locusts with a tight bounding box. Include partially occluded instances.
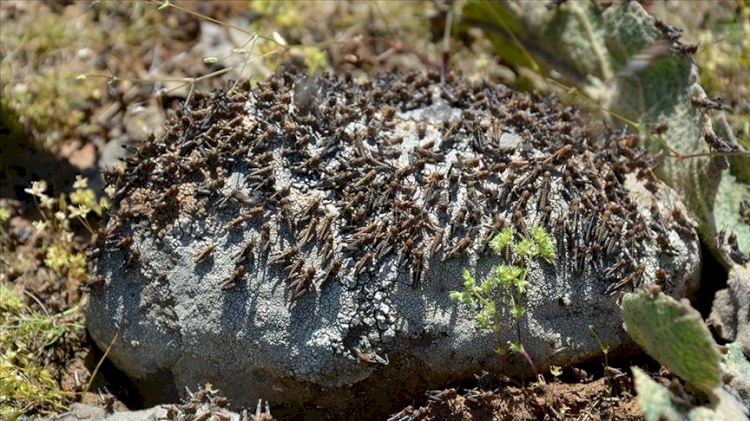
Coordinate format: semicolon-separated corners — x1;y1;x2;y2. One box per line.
88;68;693;302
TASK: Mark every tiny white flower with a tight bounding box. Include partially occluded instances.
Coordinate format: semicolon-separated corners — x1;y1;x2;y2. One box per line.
68;205;90;219
55;211;66;222
68;205;81;219
73;175;88;190
33;220;48;232
40;195;55;210
105;185;116;199
24;180;48;198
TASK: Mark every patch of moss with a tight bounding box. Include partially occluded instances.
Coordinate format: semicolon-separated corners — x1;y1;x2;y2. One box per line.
0;284;83;419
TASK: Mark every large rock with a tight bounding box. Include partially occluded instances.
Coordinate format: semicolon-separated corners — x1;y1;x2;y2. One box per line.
85;69;700;417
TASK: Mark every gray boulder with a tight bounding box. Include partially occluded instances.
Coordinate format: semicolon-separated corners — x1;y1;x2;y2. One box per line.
85;69;700;417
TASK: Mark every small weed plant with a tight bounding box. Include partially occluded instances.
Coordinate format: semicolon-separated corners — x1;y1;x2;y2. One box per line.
450;226;556;378
23;177;109;286
0;177;107;418
0;284;84;419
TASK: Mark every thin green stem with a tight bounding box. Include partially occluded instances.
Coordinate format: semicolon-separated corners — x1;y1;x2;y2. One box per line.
74;215;95;237
491;306;507;372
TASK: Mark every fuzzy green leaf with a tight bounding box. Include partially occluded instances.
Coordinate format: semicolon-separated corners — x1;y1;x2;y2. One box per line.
622;291;721;395
632;367;687;421
633;362;749;421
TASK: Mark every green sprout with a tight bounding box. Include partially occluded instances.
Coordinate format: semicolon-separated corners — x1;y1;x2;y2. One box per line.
450;226;556;377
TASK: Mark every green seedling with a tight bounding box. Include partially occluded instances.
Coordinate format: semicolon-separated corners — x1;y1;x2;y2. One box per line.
589;325;617;419
450;226;556;378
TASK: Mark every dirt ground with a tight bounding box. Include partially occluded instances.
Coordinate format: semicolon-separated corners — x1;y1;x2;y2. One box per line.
1;1;746;420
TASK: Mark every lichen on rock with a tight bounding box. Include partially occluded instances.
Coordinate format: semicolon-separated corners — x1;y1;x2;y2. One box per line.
85;68;700;416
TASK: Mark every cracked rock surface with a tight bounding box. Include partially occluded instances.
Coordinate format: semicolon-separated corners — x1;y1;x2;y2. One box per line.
85;69;700;416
